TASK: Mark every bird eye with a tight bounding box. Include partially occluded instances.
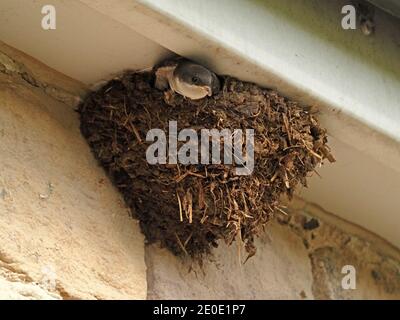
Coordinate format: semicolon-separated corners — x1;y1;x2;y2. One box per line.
192;76;200;84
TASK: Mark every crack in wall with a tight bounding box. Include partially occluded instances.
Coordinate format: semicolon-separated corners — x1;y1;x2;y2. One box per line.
0;251;65;299
0;250;34;283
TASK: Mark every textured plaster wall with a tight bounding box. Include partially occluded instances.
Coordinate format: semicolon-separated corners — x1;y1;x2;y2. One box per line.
0;42;147;299
146;197;400;300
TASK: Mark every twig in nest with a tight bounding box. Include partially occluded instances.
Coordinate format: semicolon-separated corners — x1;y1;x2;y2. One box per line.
130;123;142;144
175;233;189;256
276;206;288;216
177;192;183;222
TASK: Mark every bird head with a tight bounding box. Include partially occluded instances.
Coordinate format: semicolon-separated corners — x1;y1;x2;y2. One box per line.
173;61;220;100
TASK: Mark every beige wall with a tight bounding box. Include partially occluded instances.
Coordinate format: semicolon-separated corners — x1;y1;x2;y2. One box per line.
146;197;400;300
0;42;147;299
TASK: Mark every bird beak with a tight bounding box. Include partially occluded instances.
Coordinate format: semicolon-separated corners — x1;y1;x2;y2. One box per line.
205;86;212;96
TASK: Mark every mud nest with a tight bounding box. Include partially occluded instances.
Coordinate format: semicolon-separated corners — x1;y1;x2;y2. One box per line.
79;71;334;260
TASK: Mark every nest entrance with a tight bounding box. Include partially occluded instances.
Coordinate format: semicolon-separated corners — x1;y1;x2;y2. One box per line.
79;72;334;260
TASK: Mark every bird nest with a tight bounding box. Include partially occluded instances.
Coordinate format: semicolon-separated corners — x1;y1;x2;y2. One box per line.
79;71;334;261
